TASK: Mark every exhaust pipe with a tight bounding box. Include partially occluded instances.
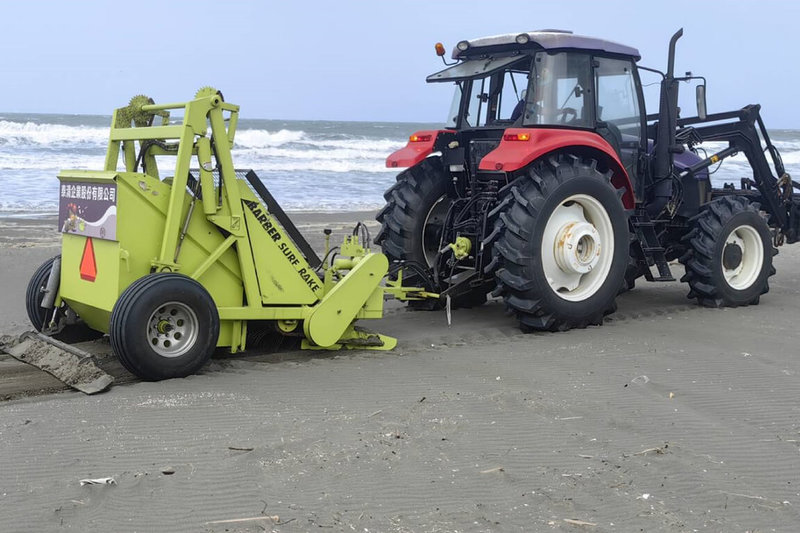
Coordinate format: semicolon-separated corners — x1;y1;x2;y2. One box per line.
649;28;684;217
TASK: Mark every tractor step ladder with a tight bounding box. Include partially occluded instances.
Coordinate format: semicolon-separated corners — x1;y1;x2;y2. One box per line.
630;211;675;282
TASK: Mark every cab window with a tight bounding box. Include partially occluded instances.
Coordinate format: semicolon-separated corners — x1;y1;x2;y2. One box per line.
522;52;593;128
594;57;642;141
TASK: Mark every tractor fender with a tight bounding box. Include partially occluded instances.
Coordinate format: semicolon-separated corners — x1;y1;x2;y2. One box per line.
386;130;456;169
479;128;634;209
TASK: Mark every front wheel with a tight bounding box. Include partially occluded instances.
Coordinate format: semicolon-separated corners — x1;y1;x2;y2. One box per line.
493;154;629;331
110;273;219;380
679;196;775;307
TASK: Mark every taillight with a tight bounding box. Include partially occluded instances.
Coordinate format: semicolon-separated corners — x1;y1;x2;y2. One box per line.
503;132;531;142
409;134;433;143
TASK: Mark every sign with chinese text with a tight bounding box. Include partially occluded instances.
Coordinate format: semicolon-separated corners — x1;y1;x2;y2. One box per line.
58;182;117;241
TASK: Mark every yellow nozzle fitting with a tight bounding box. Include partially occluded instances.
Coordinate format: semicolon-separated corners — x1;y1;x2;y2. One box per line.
449;236;472;260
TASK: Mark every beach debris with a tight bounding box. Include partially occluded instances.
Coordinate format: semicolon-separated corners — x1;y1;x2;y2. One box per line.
205;516;280;526
480;466;505;474
0;332;113;395
368;409;383;417
669;391;675;399
720;490;788;509
638;493;651;500
631;375;650;384
632;443;669;456
227;446;255;452
79;477;116;486
160;466;175;475
563;518;597;527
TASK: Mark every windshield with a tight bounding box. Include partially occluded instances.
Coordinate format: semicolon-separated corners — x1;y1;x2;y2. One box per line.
445;82;463;128
521;52;593;127
443;58;531;128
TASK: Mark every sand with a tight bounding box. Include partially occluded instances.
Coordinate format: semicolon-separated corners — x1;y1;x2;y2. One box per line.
1;212;800;532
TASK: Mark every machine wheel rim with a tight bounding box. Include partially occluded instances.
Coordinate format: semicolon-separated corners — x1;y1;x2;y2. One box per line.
722;224;763;290
540;194;614;301
146;301;200;358
422;195;449;267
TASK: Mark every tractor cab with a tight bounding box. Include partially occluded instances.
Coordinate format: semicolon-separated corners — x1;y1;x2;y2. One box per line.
422;30;646;185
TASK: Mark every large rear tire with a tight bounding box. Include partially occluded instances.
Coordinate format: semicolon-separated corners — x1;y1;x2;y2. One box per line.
493;154;629;331
110;273;219;380
679;196;775;307
375;157;487;309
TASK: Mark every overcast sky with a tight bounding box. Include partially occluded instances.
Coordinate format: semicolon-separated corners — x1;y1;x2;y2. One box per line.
2;0;799;127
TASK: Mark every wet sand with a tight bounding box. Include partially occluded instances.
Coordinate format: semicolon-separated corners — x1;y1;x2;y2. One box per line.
1;213;800;532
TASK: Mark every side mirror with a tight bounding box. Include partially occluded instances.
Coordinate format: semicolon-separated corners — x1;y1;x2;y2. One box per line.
696;84;707;120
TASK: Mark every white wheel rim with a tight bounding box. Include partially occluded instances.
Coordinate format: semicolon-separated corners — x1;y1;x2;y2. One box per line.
722;224;763;290
147;301;199;358
541;194;614;301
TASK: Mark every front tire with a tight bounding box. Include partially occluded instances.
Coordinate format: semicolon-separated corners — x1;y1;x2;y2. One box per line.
110;273;219;380
493;154;629;331
679;196;775;307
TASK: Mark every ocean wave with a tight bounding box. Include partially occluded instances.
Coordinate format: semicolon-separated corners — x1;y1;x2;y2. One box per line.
0;151;395;174
0;121;405;158
3;114;800;216
0;120;109;146
293;138;404;152
0;153;107;171
249;161;396;174
233;146;396;161
234;128;306;148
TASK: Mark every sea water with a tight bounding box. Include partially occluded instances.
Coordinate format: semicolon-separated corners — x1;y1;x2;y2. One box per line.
1;112;799;216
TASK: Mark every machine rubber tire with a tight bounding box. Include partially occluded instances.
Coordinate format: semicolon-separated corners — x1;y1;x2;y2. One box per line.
679;196;775;307
375;156;488;309
492;154;629;331
110;273;219;381
26;256;60;333
25;255;102;343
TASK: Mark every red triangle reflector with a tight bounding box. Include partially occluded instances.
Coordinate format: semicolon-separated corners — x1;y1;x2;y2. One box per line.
80;238;97;282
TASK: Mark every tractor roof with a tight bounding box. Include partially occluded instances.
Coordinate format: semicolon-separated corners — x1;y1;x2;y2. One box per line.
451;30;641;61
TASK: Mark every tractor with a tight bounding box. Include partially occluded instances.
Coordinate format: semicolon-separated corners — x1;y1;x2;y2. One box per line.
376;29;800;331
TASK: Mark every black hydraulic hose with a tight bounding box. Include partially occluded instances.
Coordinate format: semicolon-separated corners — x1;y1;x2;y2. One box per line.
388;260;438;291
315;246;340;274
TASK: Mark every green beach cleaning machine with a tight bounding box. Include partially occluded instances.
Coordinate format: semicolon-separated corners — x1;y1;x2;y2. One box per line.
8;88;433;386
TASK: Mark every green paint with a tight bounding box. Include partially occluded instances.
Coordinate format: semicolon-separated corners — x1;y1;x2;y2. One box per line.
55;88;435;358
